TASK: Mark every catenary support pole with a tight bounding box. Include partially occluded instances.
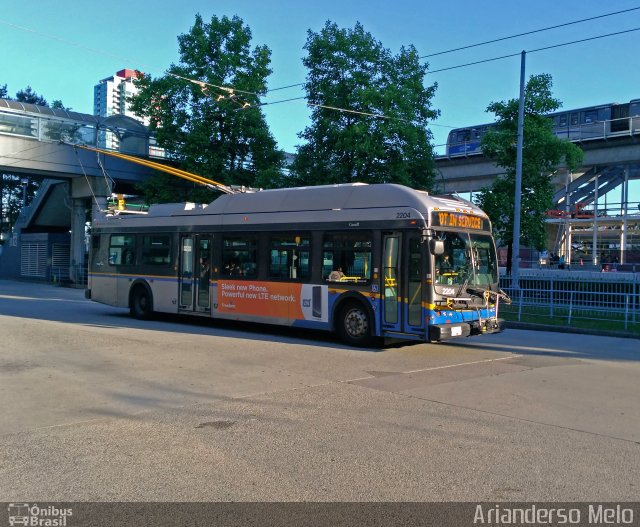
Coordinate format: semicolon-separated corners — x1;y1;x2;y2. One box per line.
512;51;526;294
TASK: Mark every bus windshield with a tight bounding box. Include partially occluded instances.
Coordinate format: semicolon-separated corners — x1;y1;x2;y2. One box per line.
433;231;498;289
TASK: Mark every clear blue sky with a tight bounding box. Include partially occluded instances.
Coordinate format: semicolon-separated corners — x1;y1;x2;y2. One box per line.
1;0;639;155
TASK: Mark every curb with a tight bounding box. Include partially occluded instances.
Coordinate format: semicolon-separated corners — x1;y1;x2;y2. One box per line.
506;321;640;340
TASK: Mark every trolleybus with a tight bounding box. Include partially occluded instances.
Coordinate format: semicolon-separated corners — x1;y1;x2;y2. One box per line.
87;183;507;346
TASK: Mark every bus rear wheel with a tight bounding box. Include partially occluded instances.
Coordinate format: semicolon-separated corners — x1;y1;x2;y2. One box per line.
338;301;373;347
130;285;153;320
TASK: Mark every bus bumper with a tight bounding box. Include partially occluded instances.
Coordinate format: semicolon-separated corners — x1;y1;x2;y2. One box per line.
429;318;504;342
429;323;471;341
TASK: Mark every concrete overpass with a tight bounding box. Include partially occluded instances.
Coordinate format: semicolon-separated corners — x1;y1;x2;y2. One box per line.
0;98;160;283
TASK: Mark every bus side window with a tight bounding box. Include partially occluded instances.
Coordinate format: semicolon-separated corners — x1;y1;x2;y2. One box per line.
323;233;372;282
142;235;171;265
222;236;257;278
269;235;310;280
109;235;136;266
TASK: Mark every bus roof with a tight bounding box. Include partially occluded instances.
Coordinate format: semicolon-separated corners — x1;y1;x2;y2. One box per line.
151;183;484;217
96;183;488;230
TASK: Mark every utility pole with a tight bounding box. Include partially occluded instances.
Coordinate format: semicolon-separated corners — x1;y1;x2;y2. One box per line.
512;51;526;296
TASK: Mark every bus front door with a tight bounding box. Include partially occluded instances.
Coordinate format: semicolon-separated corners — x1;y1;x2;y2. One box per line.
179;235;212;312
382;233;425;337
404;235;425;335
382;233;402;333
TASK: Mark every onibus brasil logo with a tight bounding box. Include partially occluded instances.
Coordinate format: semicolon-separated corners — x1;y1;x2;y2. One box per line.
7;504;73;526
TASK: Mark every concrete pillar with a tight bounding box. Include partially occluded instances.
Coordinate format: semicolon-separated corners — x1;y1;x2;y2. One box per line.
564;182;571;262
592;174;598;266
621;166;629;264
70;177;110;285
69;198;86;284
70;198;87;285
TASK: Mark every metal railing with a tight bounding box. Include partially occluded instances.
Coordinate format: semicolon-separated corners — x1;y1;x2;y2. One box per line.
50;264;87;287
500;270;640;332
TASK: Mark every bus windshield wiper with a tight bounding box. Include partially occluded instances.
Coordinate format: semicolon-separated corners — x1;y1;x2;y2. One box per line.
456;274;471;298
466;285;488;298
466;285;512;305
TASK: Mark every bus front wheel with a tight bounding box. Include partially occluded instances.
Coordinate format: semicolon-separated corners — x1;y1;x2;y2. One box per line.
337;301;373;347
130;285;153;320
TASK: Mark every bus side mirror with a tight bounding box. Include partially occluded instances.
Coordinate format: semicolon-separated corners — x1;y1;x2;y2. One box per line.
430;239;445;255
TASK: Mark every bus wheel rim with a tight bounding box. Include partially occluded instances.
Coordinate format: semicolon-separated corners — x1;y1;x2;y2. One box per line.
345;308;368;338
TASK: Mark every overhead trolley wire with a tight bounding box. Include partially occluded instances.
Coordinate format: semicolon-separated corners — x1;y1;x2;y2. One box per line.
0;19;251;104
265;82;305;93
242;96;460;127
2;7;637;103
3;10;637;138
419;6;640;58
270;27;640;122
264;6;639;92
527;26;640;54
427;26;640;74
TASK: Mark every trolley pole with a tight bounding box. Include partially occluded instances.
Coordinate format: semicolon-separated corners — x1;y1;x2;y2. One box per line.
512;51;526;296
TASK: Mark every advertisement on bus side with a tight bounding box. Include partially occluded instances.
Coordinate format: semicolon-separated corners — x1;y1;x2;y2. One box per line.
216;281;328;323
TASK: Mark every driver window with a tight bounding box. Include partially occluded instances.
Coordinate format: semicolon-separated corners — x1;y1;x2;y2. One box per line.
434;233;468;285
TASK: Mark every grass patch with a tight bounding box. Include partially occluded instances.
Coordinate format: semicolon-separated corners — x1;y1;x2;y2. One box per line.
500;304;640;336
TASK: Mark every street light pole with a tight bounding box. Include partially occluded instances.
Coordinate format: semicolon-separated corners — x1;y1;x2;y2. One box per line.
512;50;526;295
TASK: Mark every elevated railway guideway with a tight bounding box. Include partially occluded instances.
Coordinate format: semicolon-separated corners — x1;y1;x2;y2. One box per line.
0;98;171;284
435;121;640;268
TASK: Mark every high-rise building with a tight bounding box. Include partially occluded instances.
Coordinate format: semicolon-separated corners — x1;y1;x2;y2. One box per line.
93;68;146;121
93;69;148;150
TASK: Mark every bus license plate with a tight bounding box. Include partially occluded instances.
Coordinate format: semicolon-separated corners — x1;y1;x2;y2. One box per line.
451;326;462;337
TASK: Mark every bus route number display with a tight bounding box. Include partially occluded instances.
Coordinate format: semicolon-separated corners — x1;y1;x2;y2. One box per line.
432;211;487;230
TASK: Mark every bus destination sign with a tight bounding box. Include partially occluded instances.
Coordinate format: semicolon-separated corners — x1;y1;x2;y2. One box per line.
431;211;488;231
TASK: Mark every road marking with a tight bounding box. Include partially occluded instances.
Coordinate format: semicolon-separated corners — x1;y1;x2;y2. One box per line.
402;354;523;374
344;354;523;383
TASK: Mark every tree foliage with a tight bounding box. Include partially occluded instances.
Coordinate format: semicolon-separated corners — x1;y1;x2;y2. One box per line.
475;74;583;267
129;13;285;204
15;86;48;106
291;21;438;189
1;176;39;238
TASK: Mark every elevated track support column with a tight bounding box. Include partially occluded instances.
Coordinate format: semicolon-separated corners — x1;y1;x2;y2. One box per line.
621;165;630;264
70;198;87;285
71;177;110;285
592;175;599;266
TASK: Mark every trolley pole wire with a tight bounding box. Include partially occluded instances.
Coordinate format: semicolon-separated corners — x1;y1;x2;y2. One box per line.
62;142;240;195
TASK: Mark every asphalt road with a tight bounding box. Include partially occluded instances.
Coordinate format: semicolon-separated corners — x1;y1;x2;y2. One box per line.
0;279;638;502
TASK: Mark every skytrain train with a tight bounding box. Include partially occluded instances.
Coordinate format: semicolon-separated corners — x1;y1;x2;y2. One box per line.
445;98;640;157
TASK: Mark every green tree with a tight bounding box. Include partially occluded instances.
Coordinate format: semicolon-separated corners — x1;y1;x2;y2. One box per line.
291;21;438;189
475;74;583;274
129;13;285;204
15;86;48;106
1;176;39;236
